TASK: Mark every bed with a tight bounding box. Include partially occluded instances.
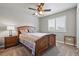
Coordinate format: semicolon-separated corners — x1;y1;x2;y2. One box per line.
17;26;56;56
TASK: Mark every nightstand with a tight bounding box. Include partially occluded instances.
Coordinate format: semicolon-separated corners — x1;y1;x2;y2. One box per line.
64;36;76;47
5;36;18;48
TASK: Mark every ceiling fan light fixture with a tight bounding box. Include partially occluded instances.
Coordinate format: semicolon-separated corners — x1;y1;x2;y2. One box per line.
28;3;51;16
35;12;39;16
39;11;43;15
35;11;43;16
35;12;38;15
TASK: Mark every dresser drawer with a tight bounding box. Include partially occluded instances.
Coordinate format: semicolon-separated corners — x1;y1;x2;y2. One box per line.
5;37;17;43
6;43;17;47
5;36;17;48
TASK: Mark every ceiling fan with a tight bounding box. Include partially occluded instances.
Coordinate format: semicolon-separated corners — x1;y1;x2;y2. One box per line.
28;3;51;16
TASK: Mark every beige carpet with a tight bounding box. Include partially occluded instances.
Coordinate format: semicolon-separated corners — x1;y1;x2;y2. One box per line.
0;43;79;56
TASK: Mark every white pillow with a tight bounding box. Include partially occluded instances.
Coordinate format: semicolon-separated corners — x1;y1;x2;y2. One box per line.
28;27;35;33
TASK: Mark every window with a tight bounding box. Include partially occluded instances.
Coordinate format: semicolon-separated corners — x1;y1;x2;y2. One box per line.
48;15;66;32
48;19;55;32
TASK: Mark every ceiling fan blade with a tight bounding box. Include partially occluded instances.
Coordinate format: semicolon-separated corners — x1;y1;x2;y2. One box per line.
28;8;36;10
44;9;51;11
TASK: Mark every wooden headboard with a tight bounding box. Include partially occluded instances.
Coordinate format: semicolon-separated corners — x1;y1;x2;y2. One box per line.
17;26;28;37
17;26;35;38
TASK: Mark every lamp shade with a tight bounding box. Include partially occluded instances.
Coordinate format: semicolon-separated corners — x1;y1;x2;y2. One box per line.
7;26;15;30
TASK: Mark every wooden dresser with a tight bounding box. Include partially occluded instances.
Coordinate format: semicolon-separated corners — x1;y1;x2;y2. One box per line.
5;36;18;48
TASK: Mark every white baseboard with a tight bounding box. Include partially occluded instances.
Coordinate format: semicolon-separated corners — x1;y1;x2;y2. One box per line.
56;40;64;43
56;40;77;46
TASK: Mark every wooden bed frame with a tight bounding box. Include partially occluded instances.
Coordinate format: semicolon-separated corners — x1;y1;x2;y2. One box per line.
17;26;56;56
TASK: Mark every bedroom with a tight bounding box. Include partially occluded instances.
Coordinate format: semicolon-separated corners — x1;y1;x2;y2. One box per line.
0;3;78;56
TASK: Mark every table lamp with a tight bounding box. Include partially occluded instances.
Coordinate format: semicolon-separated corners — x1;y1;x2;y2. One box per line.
7;25;15;36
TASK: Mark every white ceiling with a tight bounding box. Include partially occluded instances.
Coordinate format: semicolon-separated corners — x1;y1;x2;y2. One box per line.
0;3;77;18
27;3;77;17
40;3;77;17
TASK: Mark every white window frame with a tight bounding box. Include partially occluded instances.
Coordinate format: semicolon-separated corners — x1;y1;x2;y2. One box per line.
48;15;66;32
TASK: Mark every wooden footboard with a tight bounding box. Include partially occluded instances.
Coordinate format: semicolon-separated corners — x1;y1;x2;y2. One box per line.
35;34;56;56
48;34;56;47
35;35;49;56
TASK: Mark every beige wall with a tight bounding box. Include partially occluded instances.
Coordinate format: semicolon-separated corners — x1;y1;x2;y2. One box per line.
39;8;76;42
